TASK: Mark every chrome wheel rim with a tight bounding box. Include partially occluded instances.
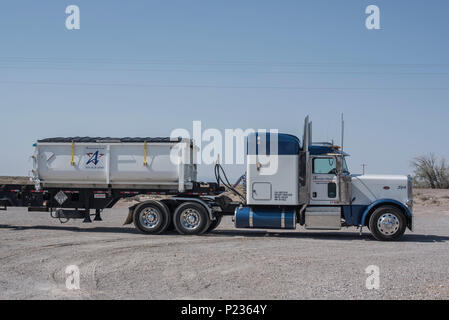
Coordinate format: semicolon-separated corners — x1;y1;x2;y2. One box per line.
140;207;160;229
377;213;400;236
180;208;201;230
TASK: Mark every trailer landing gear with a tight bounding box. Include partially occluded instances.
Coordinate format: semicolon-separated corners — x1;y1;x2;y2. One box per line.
83;191;91;223
83;211;92;223
94;209;102;221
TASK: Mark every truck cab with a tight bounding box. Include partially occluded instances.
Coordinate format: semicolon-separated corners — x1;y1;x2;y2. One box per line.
236;116;414;241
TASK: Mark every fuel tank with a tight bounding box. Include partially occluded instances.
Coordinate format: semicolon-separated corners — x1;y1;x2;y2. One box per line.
234;206;296;229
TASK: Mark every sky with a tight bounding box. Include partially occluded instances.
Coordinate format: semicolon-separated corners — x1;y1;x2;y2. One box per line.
0;0;448;181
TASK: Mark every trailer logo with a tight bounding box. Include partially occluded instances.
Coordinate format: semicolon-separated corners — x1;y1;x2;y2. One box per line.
85;147;105;169
86;151;104;166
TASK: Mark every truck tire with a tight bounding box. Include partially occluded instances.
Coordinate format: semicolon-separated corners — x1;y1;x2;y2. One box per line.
173;202;210;235
368;205;406;241
162;201;176;231
206;216;222;233
133;201;171;234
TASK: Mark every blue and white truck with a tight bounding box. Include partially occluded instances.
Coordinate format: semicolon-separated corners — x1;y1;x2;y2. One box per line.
0;117;413;241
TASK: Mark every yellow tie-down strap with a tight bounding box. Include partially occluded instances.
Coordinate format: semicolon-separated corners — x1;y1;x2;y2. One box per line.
71;141;75;166
143;141;148;166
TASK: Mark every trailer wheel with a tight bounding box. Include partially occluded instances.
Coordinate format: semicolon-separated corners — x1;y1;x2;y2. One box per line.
133;201;171;234
173;202;210;235
206;216;222;233
368;205;406;241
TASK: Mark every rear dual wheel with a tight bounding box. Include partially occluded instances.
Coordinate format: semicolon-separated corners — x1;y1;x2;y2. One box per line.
133;201;171;234
133;201;214;235
207;215;222;232
173;202;211;235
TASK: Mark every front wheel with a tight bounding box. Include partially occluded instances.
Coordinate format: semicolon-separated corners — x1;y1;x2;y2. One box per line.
368;206;406;241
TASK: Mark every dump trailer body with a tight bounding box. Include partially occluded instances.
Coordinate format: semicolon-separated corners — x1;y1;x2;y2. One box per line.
32;137;197;192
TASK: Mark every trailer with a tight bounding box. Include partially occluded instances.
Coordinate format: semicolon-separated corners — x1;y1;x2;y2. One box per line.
0;136;237;234
0;117;414;240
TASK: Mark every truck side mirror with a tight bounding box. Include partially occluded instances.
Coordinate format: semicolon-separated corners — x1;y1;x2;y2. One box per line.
335;157;344;176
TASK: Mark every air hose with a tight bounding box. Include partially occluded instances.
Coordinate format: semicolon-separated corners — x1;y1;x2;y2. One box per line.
214;163;246;202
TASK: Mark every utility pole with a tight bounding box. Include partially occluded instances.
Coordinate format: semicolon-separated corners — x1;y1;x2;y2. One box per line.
341;113;344;150
361;164;367;175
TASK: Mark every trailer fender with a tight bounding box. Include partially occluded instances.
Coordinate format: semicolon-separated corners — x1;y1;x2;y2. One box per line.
360;199;413;231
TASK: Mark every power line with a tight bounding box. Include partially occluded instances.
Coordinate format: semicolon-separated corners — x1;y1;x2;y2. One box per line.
0;80;448;90
1;65;449;76
1;57;449;68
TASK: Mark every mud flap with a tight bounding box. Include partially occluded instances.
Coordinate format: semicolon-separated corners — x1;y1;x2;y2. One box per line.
123;204;138;225
0;198;10;211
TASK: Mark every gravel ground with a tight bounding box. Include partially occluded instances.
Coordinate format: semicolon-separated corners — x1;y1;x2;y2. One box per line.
0;194;448;300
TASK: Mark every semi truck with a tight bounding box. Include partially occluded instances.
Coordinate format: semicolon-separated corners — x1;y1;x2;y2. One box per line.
0;117;413;241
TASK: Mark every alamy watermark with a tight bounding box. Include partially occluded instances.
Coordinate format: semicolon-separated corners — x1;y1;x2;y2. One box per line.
65;5;80;30
65;264;80;290
365;265;380;290
366;5;381;30
170;121;280;175
65;5;380;31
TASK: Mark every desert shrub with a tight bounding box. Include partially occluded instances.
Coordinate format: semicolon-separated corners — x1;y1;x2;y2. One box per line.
411;154;449;189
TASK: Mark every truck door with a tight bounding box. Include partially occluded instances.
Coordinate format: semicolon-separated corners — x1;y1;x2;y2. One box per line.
310;156;339;203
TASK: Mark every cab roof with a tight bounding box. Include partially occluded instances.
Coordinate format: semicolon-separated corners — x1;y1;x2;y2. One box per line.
309;143;349;156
